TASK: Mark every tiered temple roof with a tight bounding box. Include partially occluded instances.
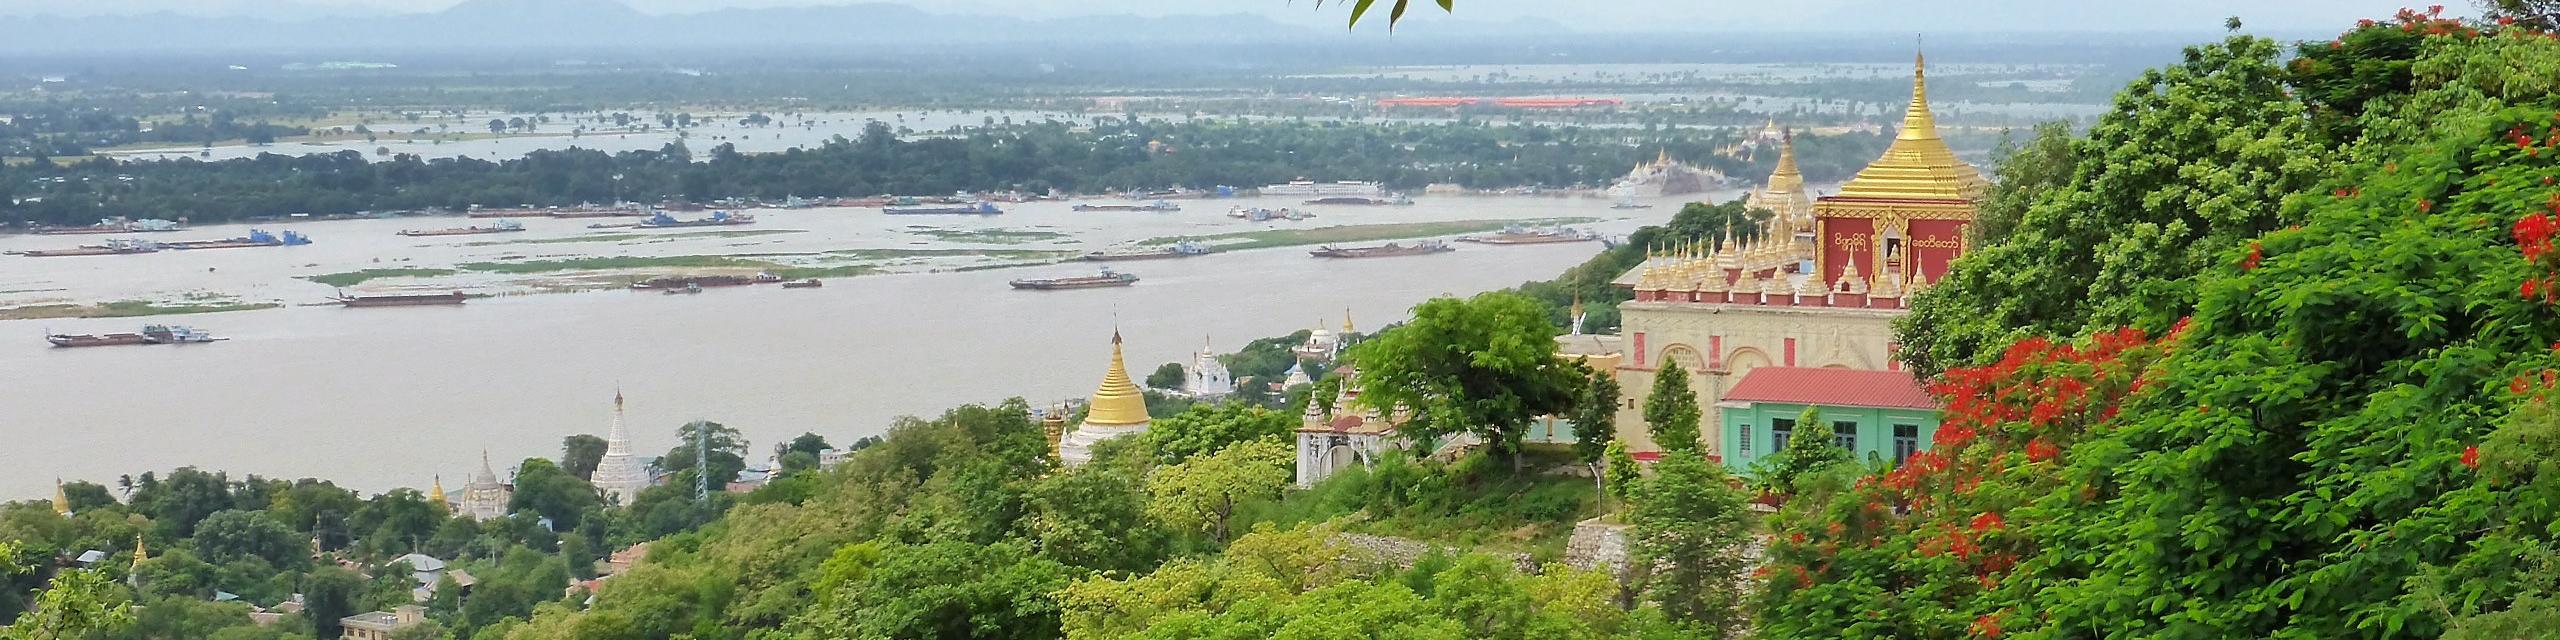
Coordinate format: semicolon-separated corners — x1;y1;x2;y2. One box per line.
1619;49;1976;311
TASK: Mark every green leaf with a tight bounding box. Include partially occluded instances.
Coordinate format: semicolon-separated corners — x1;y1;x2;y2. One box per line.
1347;0;1377;27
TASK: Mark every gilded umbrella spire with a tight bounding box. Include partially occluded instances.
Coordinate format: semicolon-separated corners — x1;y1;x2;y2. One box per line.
1832;44;1987;201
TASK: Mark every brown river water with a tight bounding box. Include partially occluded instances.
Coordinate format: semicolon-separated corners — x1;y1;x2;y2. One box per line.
0;192;1720;498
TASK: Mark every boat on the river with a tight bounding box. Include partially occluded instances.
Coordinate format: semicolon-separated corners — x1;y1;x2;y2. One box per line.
1303;195;1413;206
631;273;784;290
334;291;469;307
400;220;525;237
164;229;310;250
12;239;163;257
1072;201;1181;212
884;202;1003;216
1260;179;1383;197
1227;207;1313;221
47;332;151;348
1309;240;1455;258
636;211;754;228
662;283;704;295
142;325;223;344
546;206;651;219
1459;226;1597;245
467;206;550;218
1082;241;1213;262
1010;267;1140;290
781;279;824;289
32;218;182;235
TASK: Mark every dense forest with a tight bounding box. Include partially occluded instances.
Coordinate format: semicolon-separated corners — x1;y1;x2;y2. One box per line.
0;119;1890;228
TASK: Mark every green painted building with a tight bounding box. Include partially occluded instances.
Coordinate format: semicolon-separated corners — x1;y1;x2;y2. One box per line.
1713;367;1939;473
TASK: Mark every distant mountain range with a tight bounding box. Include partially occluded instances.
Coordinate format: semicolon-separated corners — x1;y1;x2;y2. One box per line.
0;0;1575;54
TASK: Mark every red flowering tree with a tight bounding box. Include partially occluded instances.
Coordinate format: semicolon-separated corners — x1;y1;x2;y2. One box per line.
1771;11;2560;639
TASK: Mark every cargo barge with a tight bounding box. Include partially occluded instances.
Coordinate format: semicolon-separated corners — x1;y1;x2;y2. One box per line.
1072;201;1182;212
164;229;310;250
1010;268;1140;290
334;292;470;307
1302;195;1413;206
400;220;525;237
636;211;755;228
1309;240;1455;258
12;239;162;257
1458;227;1596;245
884;202;1003;216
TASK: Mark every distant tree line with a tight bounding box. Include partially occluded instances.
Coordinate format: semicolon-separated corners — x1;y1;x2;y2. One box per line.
0;118;1889;227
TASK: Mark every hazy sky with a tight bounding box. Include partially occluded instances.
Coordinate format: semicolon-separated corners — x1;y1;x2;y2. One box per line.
0;0;2475;33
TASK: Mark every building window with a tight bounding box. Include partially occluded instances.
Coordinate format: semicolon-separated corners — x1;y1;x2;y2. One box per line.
1893;423;1919;463
1833;420;1858;451
1771;418;1795;453
1738;420;1754;457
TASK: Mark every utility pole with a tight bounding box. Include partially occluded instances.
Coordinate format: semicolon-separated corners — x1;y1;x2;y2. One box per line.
695;420;709;502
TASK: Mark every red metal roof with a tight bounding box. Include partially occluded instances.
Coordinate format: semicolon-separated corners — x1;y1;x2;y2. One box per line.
1720;367;1935;410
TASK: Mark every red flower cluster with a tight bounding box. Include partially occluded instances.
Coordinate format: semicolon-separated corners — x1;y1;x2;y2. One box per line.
1972;613;2004;638
1971;511;2006;533
2242;241;2264;270
2462;445;2482;469
2512;193;2560;302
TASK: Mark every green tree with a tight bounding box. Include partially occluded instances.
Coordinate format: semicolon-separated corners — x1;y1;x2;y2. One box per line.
1754;405;1850;494
660;420;748;490
1602;440;1641;510
1896;34;2326;377
790;541;1071;640
1146;362;1186;390
1027;461;1168;573
1967;121;2080;245
301;566;365;640
560;434;607;480
350;488;441;554
1141;401;1296;465
781;432;832;459
507;458;602;531
56;482;114;515
1568;361;1621;490
1347;292;1578;473
1641;363;1700;454
190;510;305;569
1145;440;1293;545
1630;451;1750;633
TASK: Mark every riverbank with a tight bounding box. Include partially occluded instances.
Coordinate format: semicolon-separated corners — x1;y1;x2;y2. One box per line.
1144;217;1602;251
0;298;281;321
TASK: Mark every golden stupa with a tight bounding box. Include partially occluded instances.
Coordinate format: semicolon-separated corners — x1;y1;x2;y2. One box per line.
52;479;70;517
1832;51;1987;201
428;475;447;507
1084;331;1151;427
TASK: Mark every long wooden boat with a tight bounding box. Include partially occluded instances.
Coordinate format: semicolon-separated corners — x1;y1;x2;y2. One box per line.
334;292;469;307
47;332;151;348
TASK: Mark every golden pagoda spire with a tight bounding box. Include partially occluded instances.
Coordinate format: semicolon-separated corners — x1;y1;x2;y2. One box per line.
1770;128;1803;188
1084;330;1152;427
1831;43;1988;201
52;479;70;518
132;534;147;568
1899;48;1938;142
428;475;447;507
1342;308;1355;334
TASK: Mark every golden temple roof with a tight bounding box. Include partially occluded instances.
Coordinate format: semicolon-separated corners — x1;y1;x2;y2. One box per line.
1833;51;1987;201
52;479;69;517
428;475;446;506
1085;331;1152;427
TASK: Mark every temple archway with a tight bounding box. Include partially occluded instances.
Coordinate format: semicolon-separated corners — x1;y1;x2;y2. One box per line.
1727;347;1773;377
1657;344;1707;372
